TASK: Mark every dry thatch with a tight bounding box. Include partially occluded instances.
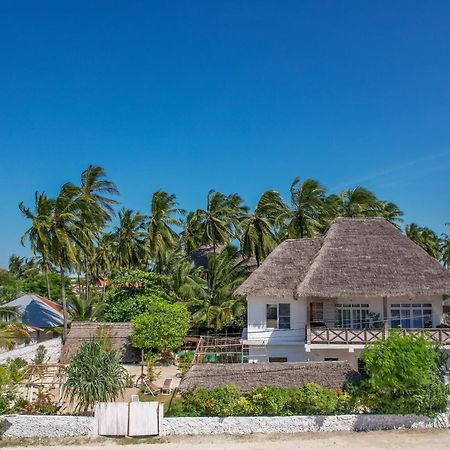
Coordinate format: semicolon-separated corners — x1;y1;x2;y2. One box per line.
235;238;323;298
179;361;360;394
297;218;450;298
236;218;450;299
60;322;141;364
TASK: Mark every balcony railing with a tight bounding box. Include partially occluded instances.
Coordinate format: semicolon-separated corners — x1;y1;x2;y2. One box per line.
308;327;450;345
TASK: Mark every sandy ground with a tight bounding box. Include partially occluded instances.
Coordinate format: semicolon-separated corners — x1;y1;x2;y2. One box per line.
3;429;450;450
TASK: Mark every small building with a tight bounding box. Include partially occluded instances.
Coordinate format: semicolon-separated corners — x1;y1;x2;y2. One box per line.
2;293;64;345
236;217;450;367
60;322;141;364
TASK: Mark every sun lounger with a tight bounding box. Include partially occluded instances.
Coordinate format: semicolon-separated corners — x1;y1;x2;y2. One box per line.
143;379;161;396
161;378;173;394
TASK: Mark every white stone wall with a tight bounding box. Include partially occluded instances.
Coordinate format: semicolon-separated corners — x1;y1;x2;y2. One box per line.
0;338;62;364
1;414;95;438
160;412;449;436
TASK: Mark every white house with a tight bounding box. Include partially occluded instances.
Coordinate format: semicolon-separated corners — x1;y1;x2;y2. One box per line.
236;217;450;368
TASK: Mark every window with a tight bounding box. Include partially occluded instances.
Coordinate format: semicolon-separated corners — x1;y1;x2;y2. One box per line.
310;302;324;326
269;357;288;363
324;357;339;361
336;304;370;328
390;304;432;328
266;303;290;329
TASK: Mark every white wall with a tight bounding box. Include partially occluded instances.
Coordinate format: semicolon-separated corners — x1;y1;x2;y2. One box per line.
246;296;306;344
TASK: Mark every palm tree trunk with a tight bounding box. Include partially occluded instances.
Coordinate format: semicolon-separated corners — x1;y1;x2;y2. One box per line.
60;265;68;343
84;256;90;301
44;261;52;299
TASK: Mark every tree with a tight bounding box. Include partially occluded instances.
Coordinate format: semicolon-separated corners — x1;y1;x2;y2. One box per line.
405;223;441;259
240;190;288;266
132;302;190;354
146;190;185;273
0;323;29;350
110;209;146;269
68;296;106;321
104;269;169;322
327;187;379;218
440;233;450;268
77;165;119;301
361;332;449;416
189;247;249;332
194;190;235;255
63;339;128;412
286;178;327;238
19;192;54;299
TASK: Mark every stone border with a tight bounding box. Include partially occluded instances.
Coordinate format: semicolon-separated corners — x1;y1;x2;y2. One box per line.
0;414;95;438
160;412;450;436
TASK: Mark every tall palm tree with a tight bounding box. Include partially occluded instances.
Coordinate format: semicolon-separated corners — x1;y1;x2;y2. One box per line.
375;201;404;227
111;208;146;269
328;187;379;218
181;211;203;256
189;247;249;332
19;192;54;299
405;223;441;259
240;190;288;266
78;165;119;300
286;178;327;238
194;190;234;255
440;234;450;268
48;183;90;341
146;190;185;273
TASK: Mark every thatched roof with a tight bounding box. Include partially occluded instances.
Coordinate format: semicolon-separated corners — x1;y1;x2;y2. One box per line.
178;361;360;394
236;218;450;299
235;238;324;298
60;322;141;364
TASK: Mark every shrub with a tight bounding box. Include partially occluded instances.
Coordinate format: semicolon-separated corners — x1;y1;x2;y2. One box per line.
63;339;128;412
361;331;450;416
132;302;190;354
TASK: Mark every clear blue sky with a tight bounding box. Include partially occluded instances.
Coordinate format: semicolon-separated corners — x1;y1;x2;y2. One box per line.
1;1;449;268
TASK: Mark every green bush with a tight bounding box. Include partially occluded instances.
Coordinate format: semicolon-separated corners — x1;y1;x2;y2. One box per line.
168;383;355;417
361;331;450;417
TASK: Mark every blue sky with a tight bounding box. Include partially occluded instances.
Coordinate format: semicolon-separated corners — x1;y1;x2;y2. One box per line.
1;1;449;268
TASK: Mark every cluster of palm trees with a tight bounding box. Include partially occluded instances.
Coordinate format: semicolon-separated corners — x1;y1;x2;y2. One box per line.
18;165;449;337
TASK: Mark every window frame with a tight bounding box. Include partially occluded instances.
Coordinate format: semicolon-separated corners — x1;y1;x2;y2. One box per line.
266;303;291;330
335;303;370;329
390;303;433;329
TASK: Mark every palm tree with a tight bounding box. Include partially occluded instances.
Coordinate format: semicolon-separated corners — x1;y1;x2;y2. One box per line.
375;201;404;227
194;190;234;255
189;247;249;332
328;187;379;218
181;211;203;256
111;208;146;269
286;178;327;238
78;165;119;300
405;223;441;259
68;297;106;321
0;323;29;350
440;234;450;268
19;192;54;299
146;190;185;273
240;190;288;266
48;183;91;341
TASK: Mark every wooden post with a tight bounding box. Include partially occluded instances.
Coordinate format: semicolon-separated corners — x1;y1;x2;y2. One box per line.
306;300;311;344
383;296;389;339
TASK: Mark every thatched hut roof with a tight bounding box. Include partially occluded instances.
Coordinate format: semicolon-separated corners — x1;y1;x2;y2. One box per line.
178;361;359;394
60;322;140;364
235;238;324;298
236;218;450;299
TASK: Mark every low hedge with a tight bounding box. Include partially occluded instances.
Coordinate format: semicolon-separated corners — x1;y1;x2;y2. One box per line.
168;383;355;417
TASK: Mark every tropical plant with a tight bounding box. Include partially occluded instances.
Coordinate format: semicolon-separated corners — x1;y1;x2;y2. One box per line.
131;301;190;354
19;192;54;299
63;339;128;412
361;331;449;416
405;223;441;259
240;190;288;266
189;247;249;331
146;190;185;273
441;233;450;268
286;178;327;238
0;324;29;350
110;209;146;269
104;269;169;322
327;187;379;218
68;296;106;321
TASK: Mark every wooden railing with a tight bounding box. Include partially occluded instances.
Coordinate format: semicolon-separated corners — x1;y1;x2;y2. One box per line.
309;327;450;345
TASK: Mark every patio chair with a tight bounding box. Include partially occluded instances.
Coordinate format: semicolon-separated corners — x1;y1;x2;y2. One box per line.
142;378;161;396
161;378;173;395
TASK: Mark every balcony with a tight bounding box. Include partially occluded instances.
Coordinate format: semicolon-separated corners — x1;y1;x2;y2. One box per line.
308;327;450;346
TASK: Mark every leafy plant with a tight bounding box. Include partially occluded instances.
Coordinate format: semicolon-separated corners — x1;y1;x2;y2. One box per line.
132;301;190;353
361;331;450;417
63;339;128;412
